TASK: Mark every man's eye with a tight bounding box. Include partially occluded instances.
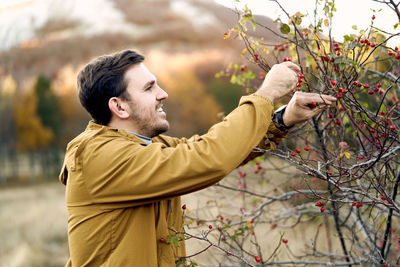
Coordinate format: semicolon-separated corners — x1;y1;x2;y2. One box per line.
145;86;152;91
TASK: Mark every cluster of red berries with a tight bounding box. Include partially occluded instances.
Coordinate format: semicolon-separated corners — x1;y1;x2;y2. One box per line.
282;57;292;62
351;202;363;208
359;39;375;48
352;81;362;88
322;55;335;62
240;64;247;72
291;146;310;156
333;42;341;56
255;256;261;262
273;43;290;51
238;170;247;178
315;201;325;212
369;83;385;95
282;239;288;244
216;214;230;222
387;46;400;59
254;161;265;175
297;73;305;88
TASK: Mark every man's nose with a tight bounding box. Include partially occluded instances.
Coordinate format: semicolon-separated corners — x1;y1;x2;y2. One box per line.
157;87;168;100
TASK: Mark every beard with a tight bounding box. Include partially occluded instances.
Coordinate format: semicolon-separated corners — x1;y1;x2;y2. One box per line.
127;101;169;138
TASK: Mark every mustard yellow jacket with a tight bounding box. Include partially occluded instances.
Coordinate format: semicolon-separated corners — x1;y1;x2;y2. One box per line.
59;95;287;266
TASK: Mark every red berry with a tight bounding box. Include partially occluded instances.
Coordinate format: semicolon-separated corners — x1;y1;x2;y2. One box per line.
182;204;186;210
357;82;362;87
283;57;287;62
296;149;301;153
370;43;376;47
377;83;382;88
364;84;370;88
312;102;317;107
352;202;356;206
328;113;333;119
240;65;247;71
337;92;343;98
382;264;387;267
291;152;297;157
331;80;336;86
372;15;376;20
381;195;386;200
396;46;399;51
282;239;288;244
254;53;259;61
304;147;310;151
315;202;323;207
353;81;358;86
297;82;302;87
388;50;394;56
299;73;305;79
396;52;400;59
379;89;384;95
342;89;347;94
374;87;379;92
320;207;325;212
356;203;363;208
368;90;373;95
336;119;341;126
255;256;261;262
390;125;396;131
209;225;213;229
160;237;165;243
380;111;386;116
339;106;344;111
287;58;292;61
259;72;265;80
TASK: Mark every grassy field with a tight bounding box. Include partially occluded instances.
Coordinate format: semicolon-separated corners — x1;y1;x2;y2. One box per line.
0;182;68;267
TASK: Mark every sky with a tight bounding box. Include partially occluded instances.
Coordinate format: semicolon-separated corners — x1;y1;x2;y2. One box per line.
0;0;399;52
216;0;400;46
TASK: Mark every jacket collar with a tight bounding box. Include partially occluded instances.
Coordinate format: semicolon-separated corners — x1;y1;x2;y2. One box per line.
87;121;148;146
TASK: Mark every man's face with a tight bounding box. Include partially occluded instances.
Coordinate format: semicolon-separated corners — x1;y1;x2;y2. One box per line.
123;63;169;137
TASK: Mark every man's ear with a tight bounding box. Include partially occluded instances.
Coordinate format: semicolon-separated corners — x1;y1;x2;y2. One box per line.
108;97;130;119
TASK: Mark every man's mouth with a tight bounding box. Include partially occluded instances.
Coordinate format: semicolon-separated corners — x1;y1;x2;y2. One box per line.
157;107;164;112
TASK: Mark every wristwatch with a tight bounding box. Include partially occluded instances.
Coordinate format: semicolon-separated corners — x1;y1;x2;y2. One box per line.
272;105;293;131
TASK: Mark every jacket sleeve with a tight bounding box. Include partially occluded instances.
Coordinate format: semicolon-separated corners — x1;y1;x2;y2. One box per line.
76;95;274;206
154;114;288;165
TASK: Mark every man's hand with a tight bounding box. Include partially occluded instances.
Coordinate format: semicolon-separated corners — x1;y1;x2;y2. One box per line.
283;91;337;127
255;62;301;103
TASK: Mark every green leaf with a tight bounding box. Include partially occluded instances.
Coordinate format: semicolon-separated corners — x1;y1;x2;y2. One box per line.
352;25;358;30
280;23;290;34
339;62;346;70
295;17;302;25
394;23;399;30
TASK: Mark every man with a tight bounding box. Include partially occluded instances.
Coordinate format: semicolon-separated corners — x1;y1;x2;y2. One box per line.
60;50;336;266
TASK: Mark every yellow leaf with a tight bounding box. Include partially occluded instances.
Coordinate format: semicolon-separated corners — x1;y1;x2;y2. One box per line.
344;151;351;159
324;19;329;27
223;32;230;39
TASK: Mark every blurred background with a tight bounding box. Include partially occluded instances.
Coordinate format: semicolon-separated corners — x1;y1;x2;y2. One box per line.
1;0;398;266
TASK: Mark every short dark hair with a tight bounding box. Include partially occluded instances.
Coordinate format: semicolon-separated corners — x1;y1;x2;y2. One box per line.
77;50;145;125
